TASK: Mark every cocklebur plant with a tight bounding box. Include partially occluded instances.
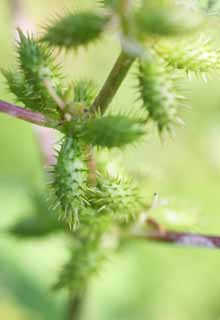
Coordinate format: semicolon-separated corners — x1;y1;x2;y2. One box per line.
1;0;220;318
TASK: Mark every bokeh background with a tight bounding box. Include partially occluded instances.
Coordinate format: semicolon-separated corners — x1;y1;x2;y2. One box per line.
1;0;220;319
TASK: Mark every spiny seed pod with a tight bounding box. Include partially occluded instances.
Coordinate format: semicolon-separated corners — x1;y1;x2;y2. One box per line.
134;1;202;38
2;70;29;106
137;56;185;133
54;238;105;292
62;80;96;134
42;11;109;50
10;30;63;115
79;115;146;149
89;174;143;223
73;80;96;106
154;37;220;79
51;136;89;229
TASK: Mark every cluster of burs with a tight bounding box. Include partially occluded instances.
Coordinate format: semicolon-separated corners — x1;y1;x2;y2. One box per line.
4;0;220;292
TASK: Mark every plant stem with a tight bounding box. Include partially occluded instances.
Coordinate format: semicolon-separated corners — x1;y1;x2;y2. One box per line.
0;100;48;126
89;50;135;186
91;50;135;114
68;292;84;320
133;229;220;249
86;145;97;186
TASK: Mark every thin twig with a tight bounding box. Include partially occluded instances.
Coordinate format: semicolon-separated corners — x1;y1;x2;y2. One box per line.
0;100;48;126
86;145;97;186
68;292;84;320
89;49;135;188
43;78;66;111
133;229;220;249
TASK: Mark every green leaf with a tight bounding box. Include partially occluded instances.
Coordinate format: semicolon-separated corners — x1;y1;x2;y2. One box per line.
42;11;109;50
9;216;64;238
8;192;65;238
79;115;146;148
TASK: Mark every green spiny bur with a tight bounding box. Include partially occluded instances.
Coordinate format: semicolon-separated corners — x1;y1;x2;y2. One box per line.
137;56;185;133
134;1;201;38
89;173;143;224
79;115;146;149
154;37;220;78
62;80;96;133
51;136;89;229
73;80;96;106
14;30;63;114
2;69;29;105
54;210;111;292
42;11;109;50
54;236;106;292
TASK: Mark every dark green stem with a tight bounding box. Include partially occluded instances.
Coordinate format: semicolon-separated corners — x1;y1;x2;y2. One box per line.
68;291;85;320
91;50;135;114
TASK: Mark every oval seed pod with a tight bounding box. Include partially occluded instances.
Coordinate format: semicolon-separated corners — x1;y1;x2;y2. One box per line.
50;136;89;229
88;173;143;224
137;55;185;133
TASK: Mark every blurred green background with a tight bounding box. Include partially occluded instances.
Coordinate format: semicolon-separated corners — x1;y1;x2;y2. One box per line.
1;1;220;319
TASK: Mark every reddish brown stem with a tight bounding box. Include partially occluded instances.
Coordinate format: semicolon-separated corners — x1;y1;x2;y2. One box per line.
134;230;220;249
0;100;48;126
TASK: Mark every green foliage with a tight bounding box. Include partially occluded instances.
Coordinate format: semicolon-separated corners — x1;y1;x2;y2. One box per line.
137;55;184;132
101;0;118;9
50;136;89;229
79;115;146;148
42;11;109;50
9;215;63;238
3;0;220;303
8;193;65;238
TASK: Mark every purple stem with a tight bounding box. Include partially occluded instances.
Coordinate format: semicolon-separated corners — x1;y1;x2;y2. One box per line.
136;230;220;249
0;100;47;126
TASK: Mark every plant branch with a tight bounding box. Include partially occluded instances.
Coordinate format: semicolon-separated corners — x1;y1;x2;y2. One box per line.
68;292;85;320
0;100;49;126
91;50;135;114
132;229;220;249
43;78;66;111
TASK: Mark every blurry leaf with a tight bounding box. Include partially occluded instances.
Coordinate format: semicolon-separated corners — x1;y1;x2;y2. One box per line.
8;192;66;238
